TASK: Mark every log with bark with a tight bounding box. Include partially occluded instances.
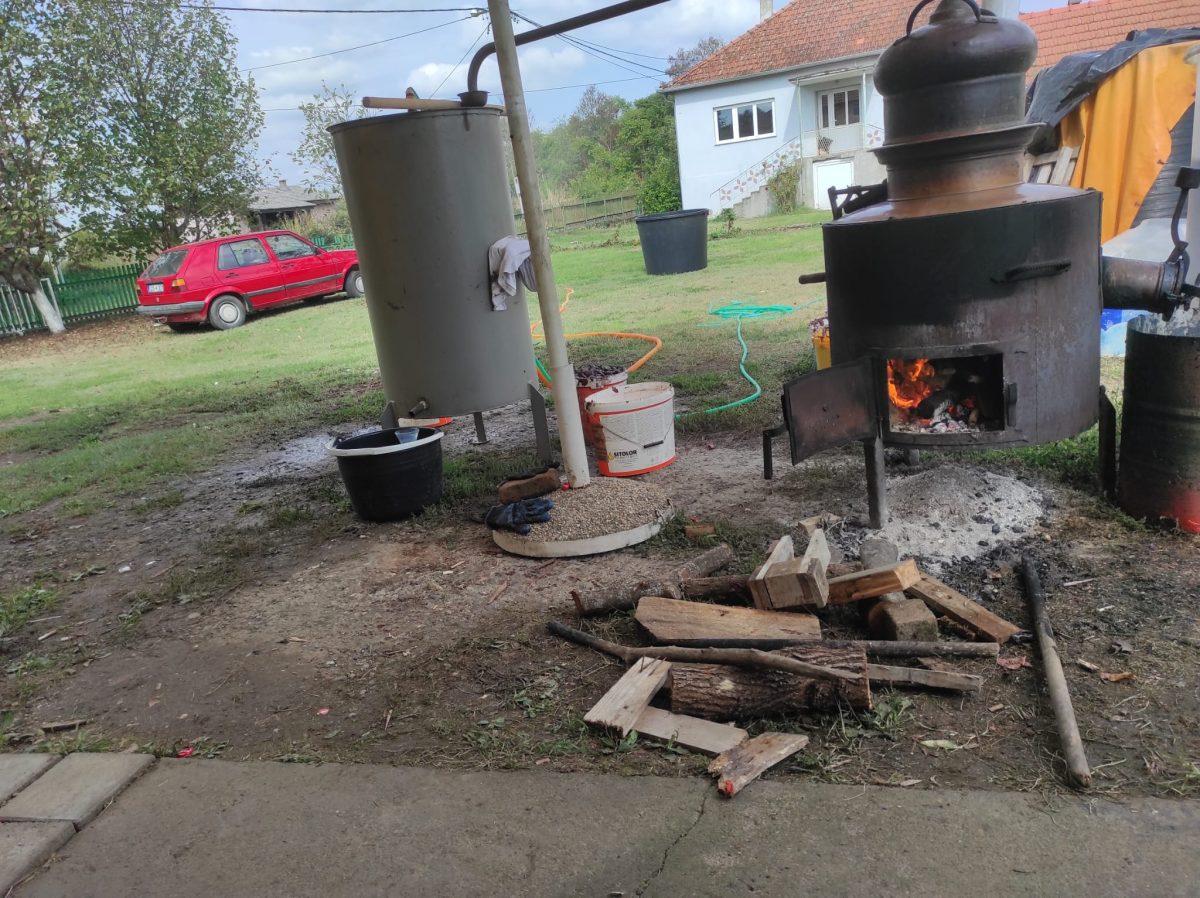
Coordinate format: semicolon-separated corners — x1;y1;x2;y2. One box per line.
668;644;872;718
570;544;734;616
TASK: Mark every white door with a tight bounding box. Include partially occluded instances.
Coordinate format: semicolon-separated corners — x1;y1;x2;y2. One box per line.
813;159;855;211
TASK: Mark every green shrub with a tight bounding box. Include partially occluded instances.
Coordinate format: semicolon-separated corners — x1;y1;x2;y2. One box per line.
767;164;800;214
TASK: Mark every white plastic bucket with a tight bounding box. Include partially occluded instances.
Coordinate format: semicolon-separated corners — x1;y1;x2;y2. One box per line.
584;382;676;477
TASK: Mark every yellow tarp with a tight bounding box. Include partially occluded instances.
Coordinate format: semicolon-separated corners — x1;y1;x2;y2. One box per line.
1060;41;1199;242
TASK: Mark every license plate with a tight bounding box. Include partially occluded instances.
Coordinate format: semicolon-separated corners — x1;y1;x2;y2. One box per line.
148;283;164;294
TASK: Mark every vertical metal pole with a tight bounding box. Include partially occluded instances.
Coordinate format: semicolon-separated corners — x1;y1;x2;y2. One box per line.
473;411;490;445
528;382;552;465
863;435;888;529
1187;47;1200;288
1097;386;1117;500
487;0;591;487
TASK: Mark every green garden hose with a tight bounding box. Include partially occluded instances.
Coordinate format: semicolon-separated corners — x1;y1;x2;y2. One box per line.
688;302;794;416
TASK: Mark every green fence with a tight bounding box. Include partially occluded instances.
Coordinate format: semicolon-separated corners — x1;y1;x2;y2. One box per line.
1;263;141;338
311;234;355;250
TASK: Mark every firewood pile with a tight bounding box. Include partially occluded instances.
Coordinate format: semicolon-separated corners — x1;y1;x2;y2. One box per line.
549;520;1026;798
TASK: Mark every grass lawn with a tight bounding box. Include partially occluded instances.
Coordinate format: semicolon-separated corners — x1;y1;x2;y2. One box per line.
0;208;1119;518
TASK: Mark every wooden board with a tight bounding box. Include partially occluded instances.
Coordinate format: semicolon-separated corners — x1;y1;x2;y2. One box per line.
708;732;810;797
635;596;821;644
865;662;982;692
669;644;870;718
748;535;793;609
827;559;921;605
906;574;1022;644
584;658;671;736
633;706;747;757
763;529;830;609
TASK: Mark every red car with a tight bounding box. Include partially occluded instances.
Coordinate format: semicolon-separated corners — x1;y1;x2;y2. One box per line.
136;229;362;331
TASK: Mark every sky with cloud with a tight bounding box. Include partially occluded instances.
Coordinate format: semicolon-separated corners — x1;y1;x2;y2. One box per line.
233;0;1067;184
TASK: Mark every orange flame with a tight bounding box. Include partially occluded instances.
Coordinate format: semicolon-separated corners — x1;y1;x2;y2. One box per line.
888;358;935;410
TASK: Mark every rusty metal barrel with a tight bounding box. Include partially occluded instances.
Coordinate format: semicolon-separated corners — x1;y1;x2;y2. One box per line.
1117;314;1200;532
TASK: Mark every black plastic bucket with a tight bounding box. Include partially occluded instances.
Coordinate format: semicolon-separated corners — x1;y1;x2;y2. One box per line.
328;427;443;521
635;209;709;275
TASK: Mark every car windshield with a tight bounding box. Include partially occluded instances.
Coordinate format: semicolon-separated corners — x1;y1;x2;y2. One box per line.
143;249;188;279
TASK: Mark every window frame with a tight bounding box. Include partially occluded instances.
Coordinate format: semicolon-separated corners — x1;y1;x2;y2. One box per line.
216;238;271;272
818;87;861;130
265;232;320;262
713;98;776;144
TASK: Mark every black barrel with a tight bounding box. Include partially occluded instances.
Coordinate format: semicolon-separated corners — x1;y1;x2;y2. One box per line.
328;427;443;521
635;209;709;275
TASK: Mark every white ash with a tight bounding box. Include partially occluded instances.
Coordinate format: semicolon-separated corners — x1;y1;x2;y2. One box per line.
1131;299;1200;337
848;466;1045;571
507;476;671;542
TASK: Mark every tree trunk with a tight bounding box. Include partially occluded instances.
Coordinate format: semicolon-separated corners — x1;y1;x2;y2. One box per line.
669;644;871;718
30;283;65;334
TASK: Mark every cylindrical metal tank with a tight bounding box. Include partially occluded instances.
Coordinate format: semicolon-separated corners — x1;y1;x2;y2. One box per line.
330;108;534;417
1117;314;1200;532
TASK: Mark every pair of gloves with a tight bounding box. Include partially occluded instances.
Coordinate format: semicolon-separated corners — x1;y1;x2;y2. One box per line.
484;497;553;535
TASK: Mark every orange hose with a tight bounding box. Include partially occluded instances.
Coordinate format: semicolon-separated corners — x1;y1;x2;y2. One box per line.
530;287;662;386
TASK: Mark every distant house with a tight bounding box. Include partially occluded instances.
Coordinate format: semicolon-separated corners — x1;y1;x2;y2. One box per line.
664;0;1200;217
248;180;340;229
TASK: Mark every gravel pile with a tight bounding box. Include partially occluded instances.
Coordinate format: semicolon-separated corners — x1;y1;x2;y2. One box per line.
512;477;671;542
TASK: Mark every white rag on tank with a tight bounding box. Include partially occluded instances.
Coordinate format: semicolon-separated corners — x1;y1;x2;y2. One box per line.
488;236;538;311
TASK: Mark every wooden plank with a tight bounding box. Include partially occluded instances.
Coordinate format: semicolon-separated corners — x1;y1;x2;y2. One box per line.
827;559;921;605
764;529;830;609
865;662;982;692
906;574;1022;644
708;732;810;797
635;596;821;644
584;658;671;736
633;706;748;757
1049;145;1076;185
748;535;793;609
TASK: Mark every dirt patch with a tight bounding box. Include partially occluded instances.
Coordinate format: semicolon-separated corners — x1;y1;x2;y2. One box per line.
1;427;1197;798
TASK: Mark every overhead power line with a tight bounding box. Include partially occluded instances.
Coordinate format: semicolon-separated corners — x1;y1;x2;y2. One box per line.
244;14;474;71
429;17;491;97
184;2;485;12
510;10;668;78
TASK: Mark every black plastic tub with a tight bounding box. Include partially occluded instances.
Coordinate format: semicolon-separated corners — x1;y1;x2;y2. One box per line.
635;209;709;275
328;427;443;521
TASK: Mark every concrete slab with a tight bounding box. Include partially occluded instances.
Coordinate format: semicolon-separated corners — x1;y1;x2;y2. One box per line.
0;821;74;893
0;753;154;829
0;756;58;803
11;761;1200;898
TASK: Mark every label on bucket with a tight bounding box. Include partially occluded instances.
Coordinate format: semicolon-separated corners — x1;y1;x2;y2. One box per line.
587;383;676;476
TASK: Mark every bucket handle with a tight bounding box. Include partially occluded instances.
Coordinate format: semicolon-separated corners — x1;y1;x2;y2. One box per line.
904;0;995;36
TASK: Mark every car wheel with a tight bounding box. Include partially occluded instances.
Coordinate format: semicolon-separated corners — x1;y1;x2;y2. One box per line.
208;295;246;330
344;267;364;298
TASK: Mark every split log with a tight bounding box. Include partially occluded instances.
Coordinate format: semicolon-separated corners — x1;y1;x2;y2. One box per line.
571;544;734;616
865;663;981;692
635;596;820;644
748;535;794;609
1021;556;1091;788
681;574;752;602
709;732;809;797
763;529;830;609
827;559;922;605
584;658;671;736
906;574;1022;644
643;636;998;658
668;644;872;718
546;621;862;685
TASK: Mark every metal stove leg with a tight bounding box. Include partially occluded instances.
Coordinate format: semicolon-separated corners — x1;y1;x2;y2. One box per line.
864;435;889;529
1098;386;1117;500
472;411;489;446
529;382;552;465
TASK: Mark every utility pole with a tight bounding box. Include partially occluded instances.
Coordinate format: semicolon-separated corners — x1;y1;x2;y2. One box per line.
486;0;591;488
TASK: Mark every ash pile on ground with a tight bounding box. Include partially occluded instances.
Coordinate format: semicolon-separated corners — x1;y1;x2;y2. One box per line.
513;477;671;542
853;466;1046;570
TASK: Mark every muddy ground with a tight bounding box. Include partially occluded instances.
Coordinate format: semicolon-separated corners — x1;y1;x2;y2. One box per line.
1;406;1198;799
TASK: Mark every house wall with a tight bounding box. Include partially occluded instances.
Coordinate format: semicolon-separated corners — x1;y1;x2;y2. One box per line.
671;58;886;215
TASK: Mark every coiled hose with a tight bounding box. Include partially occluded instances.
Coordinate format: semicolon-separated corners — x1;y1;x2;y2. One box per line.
690;302;793;415
531;288;662;386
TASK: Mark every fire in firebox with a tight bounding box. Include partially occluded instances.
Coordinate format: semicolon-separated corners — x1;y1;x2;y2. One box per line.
887;355;1004;435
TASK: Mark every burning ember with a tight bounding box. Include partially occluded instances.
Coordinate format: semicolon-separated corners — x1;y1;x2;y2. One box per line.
888;356;996;434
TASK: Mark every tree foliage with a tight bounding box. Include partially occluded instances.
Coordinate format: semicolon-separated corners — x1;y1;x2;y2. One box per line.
533;88;681;214
0;0;75;330
666;36;725;78
56;0;265;256
292;83;366;196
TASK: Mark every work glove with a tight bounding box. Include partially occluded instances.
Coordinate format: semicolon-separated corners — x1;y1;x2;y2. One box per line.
484;497;554;535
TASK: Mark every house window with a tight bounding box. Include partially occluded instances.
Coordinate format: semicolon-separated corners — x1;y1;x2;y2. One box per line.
819;88;860;129
714;99;775;143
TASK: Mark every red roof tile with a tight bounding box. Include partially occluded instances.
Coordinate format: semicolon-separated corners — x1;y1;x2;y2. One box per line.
667;0;1200;90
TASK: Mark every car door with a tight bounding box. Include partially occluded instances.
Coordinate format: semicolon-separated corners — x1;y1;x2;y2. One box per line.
265;233;342;300
216;237;285;308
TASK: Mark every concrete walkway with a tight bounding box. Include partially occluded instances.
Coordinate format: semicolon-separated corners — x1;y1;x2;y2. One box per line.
6;757;1200;897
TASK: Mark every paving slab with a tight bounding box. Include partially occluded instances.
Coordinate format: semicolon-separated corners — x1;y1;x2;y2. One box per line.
0;756;59;804
0;821;74;893
10;761;1200;897
0;753;154;829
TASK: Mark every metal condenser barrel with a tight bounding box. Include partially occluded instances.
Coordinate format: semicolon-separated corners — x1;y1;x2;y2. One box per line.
1117;314;1200;532
329;108;534;418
